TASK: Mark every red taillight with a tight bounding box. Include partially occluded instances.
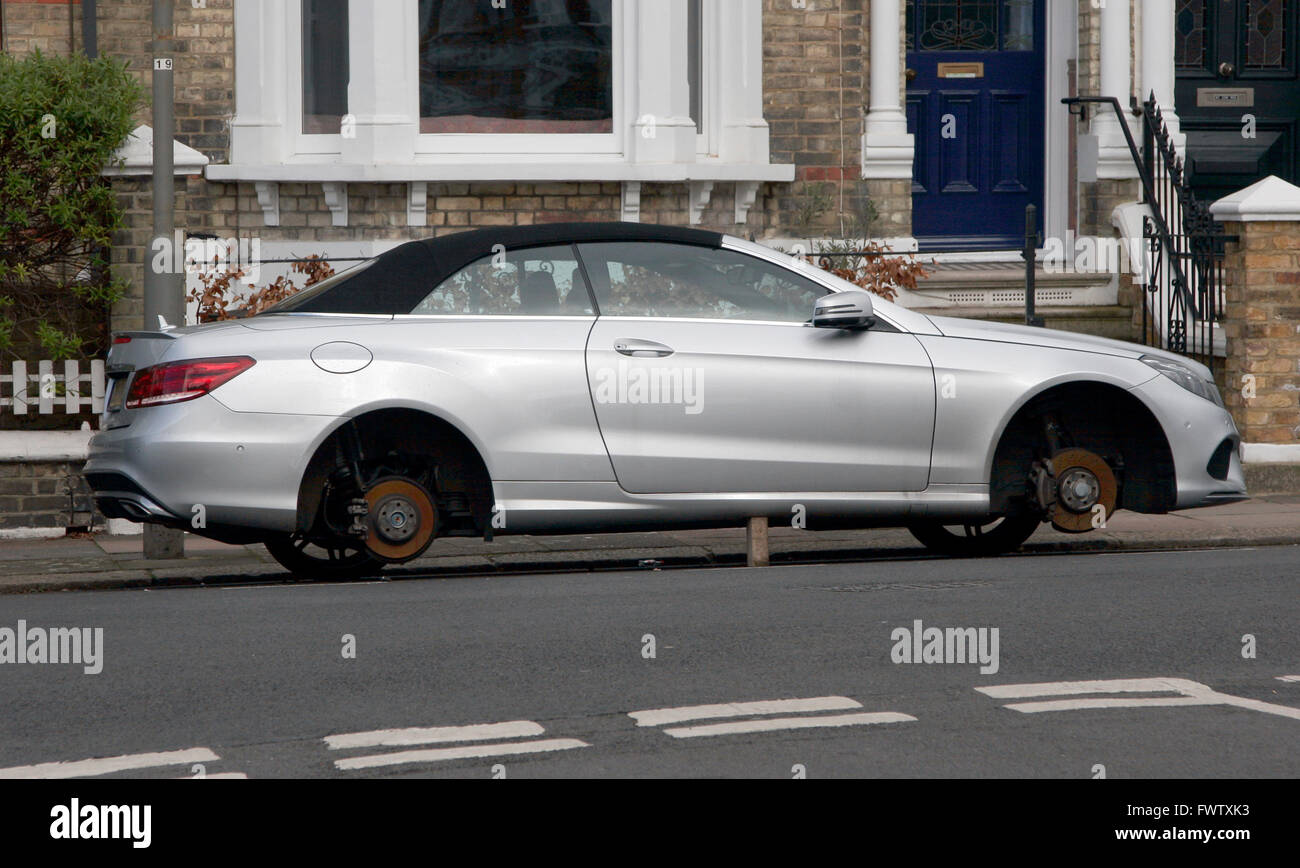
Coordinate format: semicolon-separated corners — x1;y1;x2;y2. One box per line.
125;356;256;409
113;335;132;344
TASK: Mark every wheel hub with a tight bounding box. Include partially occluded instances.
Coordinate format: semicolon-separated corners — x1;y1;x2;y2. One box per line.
1048;448;1118;534
374;495;419;543
363;477;438;562
1058;467;1101;513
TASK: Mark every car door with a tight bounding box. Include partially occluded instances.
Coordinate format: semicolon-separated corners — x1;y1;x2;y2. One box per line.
577;241;936;494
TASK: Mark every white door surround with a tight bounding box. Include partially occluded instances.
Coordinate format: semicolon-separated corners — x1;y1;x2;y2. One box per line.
863;1;1182;247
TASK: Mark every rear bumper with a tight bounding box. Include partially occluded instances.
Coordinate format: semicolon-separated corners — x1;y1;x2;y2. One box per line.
85;396;343;534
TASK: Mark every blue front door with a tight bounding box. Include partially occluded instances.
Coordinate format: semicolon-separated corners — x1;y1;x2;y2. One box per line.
906;0;1046;249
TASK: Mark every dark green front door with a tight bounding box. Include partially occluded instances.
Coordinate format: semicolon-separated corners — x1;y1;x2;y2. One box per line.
1174;0;1300;202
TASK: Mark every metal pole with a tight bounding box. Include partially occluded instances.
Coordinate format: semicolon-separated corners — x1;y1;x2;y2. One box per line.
83;0;98;59
145;0;183;331
144;0;185;559
1024;204;1043;328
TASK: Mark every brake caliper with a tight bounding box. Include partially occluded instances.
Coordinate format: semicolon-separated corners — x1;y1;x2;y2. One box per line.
346;498;369;538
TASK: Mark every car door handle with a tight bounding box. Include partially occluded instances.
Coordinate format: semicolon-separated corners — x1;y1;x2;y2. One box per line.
614;339;674;358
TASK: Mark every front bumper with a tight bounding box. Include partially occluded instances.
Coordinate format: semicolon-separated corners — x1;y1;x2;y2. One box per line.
1129;374;1247;510
85;395;343;534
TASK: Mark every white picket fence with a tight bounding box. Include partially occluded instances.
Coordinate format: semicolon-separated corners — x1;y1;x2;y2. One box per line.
0;360;106;415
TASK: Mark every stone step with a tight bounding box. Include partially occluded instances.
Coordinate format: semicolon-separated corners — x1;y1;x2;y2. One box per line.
902;260;1117;310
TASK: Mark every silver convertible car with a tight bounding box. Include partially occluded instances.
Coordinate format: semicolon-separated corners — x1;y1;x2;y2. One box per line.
85;223;1246;577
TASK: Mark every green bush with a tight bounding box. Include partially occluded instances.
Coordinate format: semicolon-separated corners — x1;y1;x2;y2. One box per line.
0;50;145;362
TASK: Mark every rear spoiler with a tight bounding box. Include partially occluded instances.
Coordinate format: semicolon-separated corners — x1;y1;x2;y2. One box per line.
111;331;179;341
106;330;179;375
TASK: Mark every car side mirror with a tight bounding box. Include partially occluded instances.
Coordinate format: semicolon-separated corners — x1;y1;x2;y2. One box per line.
812;289;876;330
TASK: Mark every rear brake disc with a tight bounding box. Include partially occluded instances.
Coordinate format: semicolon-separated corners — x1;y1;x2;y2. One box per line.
363;477;438;562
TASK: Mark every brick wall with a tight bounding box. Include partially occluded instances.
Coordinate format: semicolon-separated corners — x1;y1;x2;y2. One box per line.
764;0;875;236
0;460;99;534
1220;219;1300;445
1;0;82;55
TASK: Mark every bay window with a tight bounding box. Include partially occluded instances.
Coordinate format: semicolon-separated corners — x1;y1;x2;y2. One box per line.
214;0;791;226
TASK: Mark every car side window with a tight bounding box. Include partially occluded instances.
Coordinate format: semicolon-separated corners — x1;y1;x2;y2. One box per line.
411;244;594;315
576;242;825;322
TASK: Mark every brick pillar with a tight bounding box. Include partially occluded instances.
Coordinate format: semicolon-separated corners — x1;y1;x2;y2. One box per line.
1211;177;1300;459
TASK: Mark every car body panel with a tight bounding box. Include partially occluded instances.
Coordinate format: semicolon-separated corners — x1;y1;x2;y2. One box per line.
85;395;339;532
1129;372;1244;509
176;316;614;483
585;316;936;493
924;313;1215;375
917;333;1163;485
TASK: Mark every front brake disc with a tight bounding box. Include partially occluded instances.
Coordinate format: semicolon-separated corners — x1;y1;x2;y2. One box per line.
1048;448;1117;534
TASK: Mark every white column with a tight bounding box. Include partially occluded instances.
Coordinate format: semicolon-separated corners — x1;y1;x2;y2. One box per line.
716;0;769;164
861;0;913;178
341;0;418;164
227;0;289;164
1140;0;1185;156
1088;0;1138;178
629;0;696;164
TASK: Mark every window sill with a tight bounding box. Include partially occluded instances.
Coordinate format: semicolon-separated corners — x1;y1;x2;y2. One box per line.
204;159;795;184
207;159;793;228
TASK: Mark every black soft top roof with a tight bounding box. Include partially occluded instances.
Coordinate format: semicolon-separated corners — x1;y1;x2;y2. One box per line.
277;222;725;315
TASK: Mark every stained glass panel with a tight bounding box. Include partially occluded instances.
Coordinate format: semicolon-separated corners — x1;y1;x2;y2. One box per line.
1174;0;1206;70
917;1;1000;52
1244;0;1289;69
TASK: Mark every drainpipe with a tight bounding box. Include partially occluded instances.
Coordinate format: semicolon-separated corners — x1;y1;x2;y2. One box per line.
83;0;97;58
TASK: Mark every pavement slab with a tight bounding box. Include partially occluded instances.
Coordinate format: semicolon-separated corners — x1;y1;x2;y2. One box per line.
1;495;1297;594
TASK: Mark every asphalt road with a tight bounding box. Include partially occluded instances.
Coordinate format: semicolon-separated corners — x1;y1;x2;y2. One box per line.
1;546;1297;778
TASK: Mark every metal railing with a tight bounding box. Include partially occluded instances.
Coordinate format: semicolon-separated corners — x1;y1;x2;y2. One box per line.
807;212;1045;327
1063;95;1233;371
1140;97;1233;369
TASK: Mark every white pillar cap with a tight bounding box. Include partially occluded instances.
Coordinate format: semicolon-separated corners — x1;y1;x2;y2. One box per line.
1210;175;1300;222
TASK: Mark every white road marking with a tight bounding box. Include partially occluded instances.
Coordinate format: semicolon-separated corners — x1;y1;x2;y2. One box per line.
997;696;1209;713
0;747;220;780
629;696;862;727
978;677;1204;700
663;711;916;739
324;720;544;750
1277;675;1300;683
977;677;1300;720
334;738;588;770
179;772;248;779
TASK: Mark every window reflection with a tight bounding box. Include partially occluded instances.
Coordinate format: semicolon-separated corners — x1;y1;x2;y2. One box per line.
418;0;614;135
